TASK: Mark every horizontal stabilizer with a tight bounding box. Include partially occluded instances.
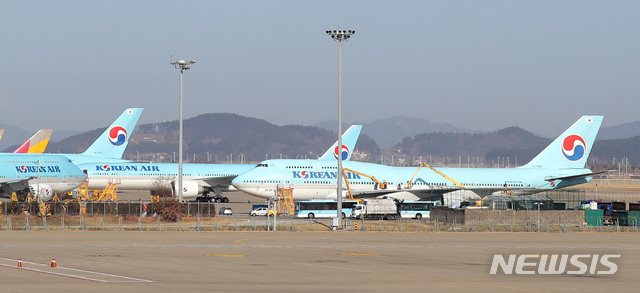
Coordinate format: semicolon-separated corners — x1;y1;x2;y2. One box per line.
545;170;610;182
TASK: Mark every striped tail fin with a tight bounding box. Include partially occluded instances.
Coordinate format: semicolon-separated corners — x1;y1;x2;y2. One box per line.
13;129;53;153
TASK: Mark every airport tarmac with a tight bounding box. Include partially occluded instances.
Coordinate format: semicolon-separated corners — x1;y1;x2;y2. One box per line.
0;231;639;292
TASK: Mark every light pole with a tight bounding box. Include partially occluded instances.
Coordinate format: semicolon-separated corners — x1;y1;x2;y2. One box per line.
534;202;544;232
171;59;196;202
326;28;355;228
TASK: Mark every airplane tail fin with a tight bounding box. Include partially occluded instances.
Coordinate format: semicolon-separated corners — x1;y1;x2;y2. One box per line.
82;108;143;159
13;129;53;153
522;116;603;169
318;125;363;161
0;129;4;143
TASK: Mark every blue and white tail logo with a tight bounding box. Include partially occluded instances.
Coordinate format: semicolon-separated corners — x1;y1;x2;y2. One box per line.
334;145;350;161
319;125;362;161
82;108;143;159
108;126;127;146
562;135;586;161
522;116;602;169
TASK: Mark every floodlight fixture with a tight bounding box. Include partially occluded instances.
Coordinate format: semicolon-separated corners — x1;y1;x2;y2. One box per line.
171;60;197;72
326;30;355;42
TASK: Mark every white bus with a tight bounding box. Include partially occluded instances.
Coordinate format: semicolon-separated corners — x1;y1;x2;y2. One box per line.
294;200;359;219
399;201;439;219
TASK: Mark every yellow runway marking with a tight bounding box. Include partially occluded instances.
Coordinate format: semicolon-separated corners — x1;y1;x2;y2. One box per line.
206;254;247;257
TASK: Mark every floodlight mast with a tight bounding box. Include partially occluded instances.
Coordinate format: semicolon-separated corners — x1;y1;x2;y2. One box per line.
326;28;355;229
171;59;196;202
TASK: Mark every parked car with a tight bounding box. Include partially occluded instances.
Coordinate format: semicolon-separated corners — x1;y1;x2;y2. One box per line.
219;207;233;215
250;207;269;216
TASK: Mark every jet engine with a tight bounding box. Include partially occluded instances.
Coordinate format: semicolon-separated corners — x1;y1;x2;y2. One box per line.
29;184;54;202
172;180;204;198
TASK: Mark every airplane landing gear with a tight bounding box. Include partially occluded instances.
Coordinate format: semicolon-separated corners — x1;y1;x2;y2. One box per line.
196;192;228;203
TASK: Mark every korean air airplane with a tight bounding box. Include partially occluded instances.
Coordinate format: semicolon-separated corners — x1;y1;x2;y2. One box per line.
45;108;143;164
13;129;53;153
232;116;603;205
0;154;87;201
77;125;363;202
0;108;140;201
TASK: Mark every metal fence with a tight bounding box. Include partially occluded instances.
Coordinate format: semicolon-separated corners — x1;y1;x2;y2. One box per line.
0;213;639;233
0;201;218;217
1;200;639;232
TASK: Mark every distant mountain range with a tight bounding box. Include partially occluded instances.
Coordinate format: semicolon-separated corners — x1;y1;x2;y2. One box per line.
393;126;550;163
313;117;640;148
39;113;381;163
312;117;473;149
0;123;79;149
599;121;640;139
0;123;32;150
1;114;639;166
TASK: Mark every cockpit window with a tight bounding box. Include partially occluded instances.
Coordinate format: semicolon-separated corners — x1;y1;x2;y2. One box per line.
257;164;268;167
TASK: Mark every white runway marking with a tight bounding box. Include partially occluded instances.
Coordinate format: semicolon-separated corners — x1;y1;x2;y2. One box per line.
0;243;639;249
0;257;153;283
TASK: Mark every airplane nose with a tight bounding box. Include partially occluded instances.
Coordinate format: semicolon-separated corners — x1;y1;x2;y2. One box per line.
231;172;248;187
231;174;242;184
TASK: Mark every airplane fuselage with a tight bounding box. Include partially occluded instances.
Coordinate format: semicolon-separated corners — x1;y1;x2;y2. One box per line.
0;154;87;197
232;159;593;200
79;162;256;198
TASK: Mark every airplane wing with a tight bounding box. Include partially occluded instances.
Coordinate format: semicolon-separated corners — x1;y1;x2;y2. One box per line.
200;175;237;189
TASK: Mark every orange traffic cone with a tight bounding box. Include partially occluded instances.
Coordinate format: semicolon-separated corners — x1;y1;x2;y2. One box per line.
50;259;57;268
18;259;22;267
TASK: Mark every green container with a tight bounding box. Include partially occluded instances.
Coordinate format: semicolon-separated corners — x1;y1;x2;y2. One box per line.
586;209;604;226
628;211;640;227
613;211;629;226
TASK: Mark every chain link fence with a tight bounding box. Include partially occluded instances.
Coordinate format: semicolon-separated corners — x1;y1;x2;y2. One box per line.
1;201;638;232
1;214;638;232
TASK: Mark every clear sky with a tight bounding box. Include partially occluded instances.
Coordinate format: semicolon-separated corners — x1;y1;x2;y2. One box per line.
1;1;638;137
